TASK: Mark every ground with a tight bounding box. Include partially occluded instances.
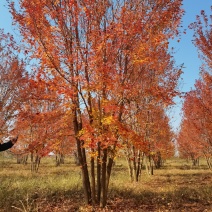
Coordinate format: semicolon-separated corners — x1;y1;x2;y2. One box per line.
0;155;211;211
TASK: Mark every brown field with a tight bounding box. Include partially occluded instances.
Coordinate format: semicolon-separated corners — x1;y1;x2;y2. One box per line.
0;154;211;212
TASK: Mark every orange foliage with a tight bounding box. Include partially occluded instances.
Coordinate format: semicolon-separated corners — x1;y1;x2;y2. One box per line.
9;0;183;206
179;7;212;165
0;29;25;139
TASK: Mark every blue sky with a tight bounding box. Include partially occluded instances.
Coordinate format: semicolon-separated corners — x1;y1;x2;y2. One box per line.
0;0;211;131
168;0;211;131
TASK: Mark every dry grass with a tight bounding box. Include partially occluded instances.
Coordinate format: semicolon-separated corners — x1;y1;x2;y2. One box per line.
0;155;211;211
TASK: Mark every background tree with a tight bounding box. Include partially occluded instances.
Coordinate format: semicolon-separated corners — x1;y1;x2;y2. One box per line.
12;74;74;171
0;29;25;140
178;6;212;168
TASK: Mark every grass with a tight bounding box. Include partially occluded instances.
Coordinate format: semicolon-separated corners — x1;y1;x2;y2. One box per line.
0;154;211;211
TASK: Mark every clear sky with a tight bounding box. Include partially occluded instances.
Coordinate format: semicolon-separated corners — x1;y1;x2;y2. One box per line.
0;0;211;131
168;0;211;131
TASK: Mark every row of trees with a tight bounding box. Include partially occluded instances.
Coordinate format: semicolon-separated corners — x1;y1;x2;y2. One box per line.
10;0;183;207
3;0;211;208
178;8;212;169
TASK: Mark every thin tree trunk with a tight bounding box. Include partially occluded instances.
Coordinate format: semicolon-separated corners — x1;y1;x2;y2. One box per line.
81;142;92;204
149;156;154;175
144;154;150;175
132;146;137;181
204;154;212;170
90;152;96;205
100;148;107;208
125;149;134;182
136;150;141;182
74;110;91;205
97;142;101;204
106;157;113;195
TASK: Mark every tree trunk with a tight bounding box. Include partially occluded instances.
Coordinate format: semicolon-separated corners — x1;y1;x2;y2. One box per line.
78;139;92;205
154;151;162;169
56;152;64;166
132;146;137;181
204;154;212;170
100;148;107;208
144;154;151;176
136;150;141;182
30;152;41;173
150;156;154;175
73;151;80;166
90;152;96;206
125;148;134;182
106;157;114;196
97;142;101;204
17;154;28;165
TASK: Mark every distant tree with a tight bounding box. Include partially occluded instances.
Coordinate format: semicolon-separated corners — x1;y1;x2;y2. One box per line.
13;75;74;172
190;6;212;71
179;6;212;169
0;29;25;140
